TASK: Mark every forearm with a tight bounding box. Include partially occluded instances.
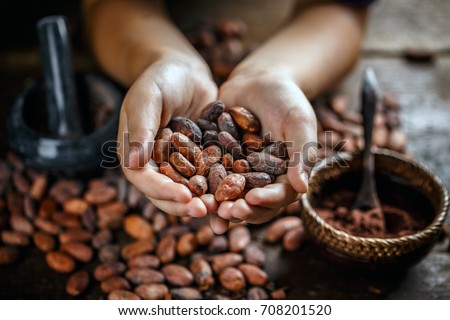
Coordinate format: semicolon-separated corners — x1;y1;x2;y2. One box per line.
84;0;208;85
230;4;367;99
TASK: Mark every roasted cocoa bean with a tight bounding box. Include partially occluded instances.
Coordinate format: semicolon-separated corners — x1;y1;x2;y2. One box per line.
60;241;94;262
153;128;173;164
218;112;240;139
232;159;251;173
242;133;264;153
238;263;268;286
94;261;126;281
208;163;227;195
159;162;189;187
282;225;306;251
0;246;19;265
1;230;29;246
218;131;243;159
66;271;90;297
229;106;261;133
176;232;197;257
121;240;155;260
266;216;302;243
214;173;245;202
161;264;194;287
170;132;202;163
100;276;131;293
125;268;165;285
46;251;75;273
124;214;154;240
211;252;243;274
188;175;208;196
156;235;176;264
200;100;225;122
170;152;196;178
195;145;222;176
128;255;160;269
219;267;245;291
171;287;202;300
247;152;287;176
10;214;33;235
108;289;141;300
241;172;271;189
228;226;250;252
244;244;265;266
169;117;202;144
33;231;55;252
135;284;168;300
222;153;233;171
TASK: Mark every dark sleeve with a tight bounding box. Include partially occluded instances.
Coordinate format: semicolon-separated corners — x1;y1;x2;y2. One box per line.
339;0;376;7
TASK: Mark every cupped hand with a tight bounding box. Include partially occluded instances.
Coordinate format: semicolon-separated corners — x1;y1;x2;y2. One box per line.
118;56;219;218
212;70;317;231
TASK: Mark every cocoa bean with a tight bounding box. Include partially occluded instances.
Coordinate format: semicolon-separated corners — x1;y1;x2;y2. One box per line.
53;213;82;229
188;175;208;196
266;216;302;243
1;230;29;246
208;163;227;195
161;264;194;287
94;261;126;281
128;255;160;269
190;258;214;291
63;198;89;216
200;100;225;122
10;214;33;235
84;183;117;205
46;251;75;273
238;263;268;286
218;112;240;139
271;288;287;299
35;217;60;235
214;173;245;202
241;172;271;189
0;246;19;265
60;241;94;262
124;214;154;240
170;132;202;163
169;117;202;144
12;171;30;194
247;287;269;300
228;226;250;252
156;235;176;264
7;191;23;215
176;232;197;257
38;198;56;218
92;229;113;249
222;153;233;171
170;152;196;178
202;130;221;148
100;276;131;293
97;202;127;229
218;131;243;159
282;225;306;251
208;236;229;253
247;152;287;176
30;174;47;200
81;208;96;232
159;162;189;187
197;119;218;131
152;212;167;232
66;271;89;297
232;159;250;173
171;287;202;300
263;142;288;159
59;228;92;244
242;133;264;153
108;289;141;300
211;252;243;274
219;267;245;291
244;244;265;266
135;284;168;300
49;179;82;203
153;128;173;164
195;225;214;245
125;268;164;285
121;239;155;260
6;152;24;171
229;106;261;133
33;231;55;252
99;244;120;262
23;196;36;220
195;145;222;176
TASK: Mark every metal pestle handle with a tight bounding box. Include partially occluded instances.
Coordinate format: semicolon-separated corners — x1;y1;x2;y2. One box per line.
37;16;82;138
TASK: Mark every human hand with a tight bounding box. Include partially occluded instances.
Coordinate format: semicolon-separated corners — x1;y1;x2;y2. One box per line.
118;55;219;218
209;69;317;233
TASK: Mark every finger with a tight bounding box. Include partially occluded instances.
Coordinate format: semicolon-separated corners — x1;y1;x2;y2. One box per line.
245;175;299;209
229;199;282;224
217;201;234;220
209;212;229;234
149;198;193;217
185;197;208;218
199;194;219;213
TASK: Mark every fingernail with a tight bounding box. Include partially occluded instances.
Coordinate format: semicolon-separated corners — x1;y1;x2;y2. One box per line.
301;171;309;192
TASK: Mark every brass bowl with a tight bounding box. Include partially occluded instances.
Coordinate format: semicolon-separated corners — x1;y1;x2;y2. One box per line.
301;149;449;271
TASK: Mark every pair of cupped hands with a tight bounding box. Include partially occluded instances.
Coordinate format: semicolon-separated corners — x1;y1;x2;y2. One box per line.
118;55;317;234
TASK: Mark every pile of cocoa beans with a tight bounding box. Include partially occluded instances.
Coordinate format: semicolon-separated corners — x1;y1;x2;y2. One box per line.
155;101;288;202
0;152;291;299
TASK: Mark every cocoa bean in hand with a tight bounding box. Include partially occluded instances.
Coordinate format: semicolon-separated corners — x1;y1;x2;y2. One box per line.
188;175;208;196
161;264;194;287
170;132;201;163
208;163;227;195
153;128;173;164
169;117;202;144
200;100;225;122
247;152;287;176
263;142;288;159
108;289;141;300
170;152;196;178
218;112;240;139
159;162;189;187
46;251;75;273
232;159;250;173
135;283;168;300
215;173;245;202
197;119;219;132
218;131;243;159
66;271;89;297
195;145;222;176
229;106;261;133
241;172;271;189
222;153;233;171
242;133;264;153
219;267;245;292
124;214;154;240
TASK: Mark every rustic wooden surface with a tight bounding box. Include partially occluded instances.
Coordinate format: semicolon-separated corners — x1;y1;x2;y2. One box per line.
0;0;449;299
